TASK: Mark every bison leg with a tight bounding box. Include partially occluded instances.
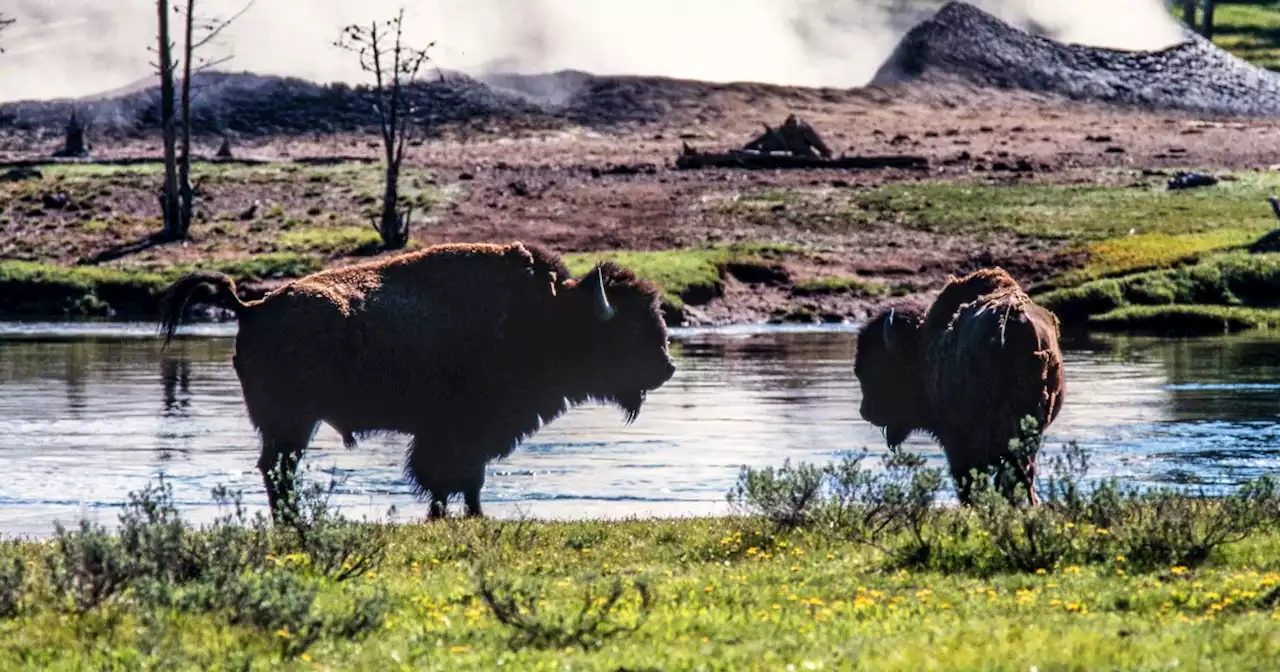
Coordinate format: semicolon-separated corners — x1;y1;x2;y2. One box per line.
463;468;487;518
428;493;448;520
256;421;318;523
408;433;490;521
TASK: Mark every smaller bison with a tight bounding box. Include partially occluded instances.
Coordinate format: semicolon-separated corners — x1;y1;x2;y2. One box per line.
854;268;1065;504
158;242;676;521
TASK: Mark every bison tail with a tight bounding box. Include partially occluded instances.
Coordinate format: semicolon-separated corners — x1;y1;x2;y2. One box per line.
158;272;249;349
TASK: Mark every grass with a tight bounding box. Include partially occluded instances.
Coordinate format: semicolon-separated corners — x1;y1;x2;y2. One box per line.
1210;2;1280;71
852;173;1280;242
726;173;1280;290
278;226;382;255
564;243;795;310
1038;252;1280;331
4;448;1280;670
1089;304;1280;332
791;275;891;297
0;254;323;317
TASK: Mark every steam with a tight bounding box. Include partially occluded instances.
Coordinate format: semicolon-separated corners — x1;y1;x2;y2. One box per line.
0;0;1186;103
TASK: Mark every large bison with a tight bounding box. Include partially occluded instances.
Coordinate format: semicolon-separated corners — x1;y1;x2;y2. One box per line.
158;242;676;520
854;267;1065;504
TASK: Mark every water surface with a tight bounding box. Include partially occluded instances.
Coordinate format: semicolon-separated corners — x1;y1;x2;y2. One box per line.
2;322;1279;536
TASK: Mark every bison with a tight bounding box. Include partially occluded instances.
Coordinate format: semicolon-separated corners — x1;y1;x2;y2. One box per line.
854;267;1065;505
158;242;676;520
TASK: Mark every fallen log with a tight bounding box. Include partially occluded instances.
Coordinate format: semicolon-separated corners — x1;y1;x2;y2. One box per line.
675;148;929;171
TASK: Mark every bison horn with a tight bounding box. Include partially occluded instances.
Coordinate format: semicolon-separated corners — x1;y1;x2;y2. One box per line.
883;308;897;353
593;270;617;322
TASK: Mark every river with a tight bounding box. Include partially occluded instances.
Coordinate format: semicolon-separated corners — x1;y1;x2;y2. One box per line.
1;322;1278;536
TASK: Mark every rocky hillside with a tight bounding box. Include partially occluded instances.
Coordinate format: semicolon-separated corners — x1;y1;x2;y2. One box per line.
872;1;1280;116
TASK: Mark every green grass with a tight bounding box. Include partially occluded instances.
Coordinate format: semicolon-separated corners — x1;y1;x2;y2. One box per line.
1210;2;1280;71
791;275;894;297
1089;304;1280;332
0;254;323;317
846;174;1280;293
278;226;382;255
1039;252;1280;330
853;174;1280;242
564;244;795;309
5;481;1280;670
1047;228;1266;289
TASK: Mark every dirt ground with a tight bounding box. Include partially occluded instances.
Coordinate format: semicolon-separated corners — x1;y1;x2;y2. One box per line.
7;79;1280;326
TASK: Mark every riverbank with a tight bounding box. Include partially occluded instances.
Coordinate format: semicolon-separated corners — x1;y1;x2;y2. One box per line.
3;451;1280;671
7;85;1280;329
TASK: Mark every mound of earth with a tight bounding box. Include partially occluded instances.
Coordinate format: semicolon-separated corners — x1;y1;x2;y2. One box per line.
872;1;1280;116
0;70;553;139
0;66;861;141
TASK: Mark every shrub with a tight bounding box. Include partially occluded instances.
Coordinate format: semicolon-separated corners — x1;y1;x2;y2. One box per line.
1114;477;1280;570
828;450;946;557
477;570;655;652
727;459;826;528
276;476;388;582
973;484;1078;573
45;520;132;613
0;541;25;618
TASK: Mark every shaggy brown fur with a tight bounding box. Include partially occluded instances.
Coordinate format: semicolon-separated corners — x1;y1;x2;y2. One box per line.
158;242;676;520
854;268;1066;504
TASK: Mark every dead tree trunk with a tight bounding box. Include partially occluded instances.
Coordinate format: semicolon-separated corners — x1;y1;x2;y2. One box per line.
157;0;184;240
336;11;433;251
178;0;197;235
380;162;404;248
1201;0;1216;39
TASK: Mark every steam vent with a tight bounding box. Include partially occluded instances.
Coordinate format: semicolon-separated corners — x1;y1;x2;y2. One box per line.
872;1;1280;116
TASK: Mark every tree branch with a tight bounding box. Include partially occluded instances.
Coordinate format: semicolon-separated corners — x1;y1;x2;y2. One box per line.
0;15;13;54
186;0;253;51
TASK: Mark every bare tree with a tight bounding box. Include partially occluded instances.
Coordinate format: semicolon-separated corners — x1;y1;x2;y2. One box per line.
155;0;182;240
177;1;254;234
336;9;434;250
152;0;252;242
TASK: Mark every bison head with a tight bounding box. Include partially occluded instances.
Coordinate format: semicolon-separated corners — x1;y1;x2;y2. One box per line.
562;262;675;421
854;307;927;449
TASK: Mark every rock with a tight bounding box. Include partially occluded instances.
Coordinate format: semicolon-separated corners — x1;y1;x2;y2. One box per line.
1167;171;1219;191
872;1;1280;117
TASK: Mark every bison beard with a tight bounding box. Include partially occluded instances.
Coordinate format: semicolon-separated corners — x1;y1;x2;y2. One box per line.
158;242;675;521
854;268;1066;505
